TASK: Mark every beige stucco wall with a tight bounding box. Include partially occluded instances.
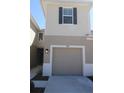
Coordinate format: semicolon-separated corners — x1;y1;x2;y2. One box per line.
30;27;39;69
43;36;93;64
45;2;91;36
30;45;38;69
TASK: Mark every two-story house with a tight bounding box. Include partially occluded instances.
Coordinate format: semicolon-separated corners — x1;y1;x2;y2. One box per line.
40;0;93;76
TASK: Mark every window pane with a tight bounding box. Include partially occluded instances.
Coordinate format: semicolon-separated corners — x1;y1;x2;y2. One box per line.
64;16;72;24
63;8;72;15
39;33;43;40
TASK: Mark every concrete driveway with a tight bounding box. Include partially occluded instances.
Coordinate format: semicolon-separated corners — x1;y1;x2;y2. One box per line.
44;76;93;93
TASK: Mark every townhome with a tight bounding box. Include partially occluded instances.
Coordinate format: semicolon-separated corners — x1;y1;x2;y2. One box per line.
40;0;93;76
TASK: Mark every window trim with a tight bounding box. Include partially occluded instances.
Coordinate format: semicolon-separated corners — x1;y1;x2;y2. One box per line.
62;7;73;24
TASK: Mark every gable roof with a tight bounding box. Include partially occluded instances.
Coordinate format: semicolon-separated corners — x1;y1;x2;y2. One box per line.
30;15;41;33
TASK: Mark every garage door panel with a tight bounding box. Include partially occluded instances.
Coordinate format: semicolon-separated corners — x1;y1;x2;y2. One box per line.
52;48;82;75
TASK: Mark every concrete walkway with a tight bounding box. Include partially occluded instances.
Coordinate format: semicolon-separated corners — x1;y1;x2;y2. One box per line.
44;76;93;93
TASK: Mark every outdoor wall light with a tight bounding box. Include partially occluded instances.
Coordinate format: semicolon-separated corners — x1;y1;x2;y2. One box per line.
45;49;49;55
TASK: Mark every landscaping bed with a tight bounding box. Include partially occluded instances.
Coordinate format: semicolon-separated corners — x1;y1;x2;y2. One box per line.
30;80;45;93
30;88;45;93
31;72;49;81
87;76;93;81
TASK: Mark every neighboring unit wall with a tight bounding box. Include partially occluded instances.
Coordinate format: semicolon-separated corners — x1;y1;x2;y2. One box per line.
30;16;44;69
30;32;44;69
30;45;38;69
30;28;35;46
30;28;40;69
45;3;91;36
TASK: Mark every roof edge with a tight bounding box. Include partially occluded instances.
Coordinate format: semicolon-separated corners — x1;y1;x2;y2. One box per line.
30;15;41;32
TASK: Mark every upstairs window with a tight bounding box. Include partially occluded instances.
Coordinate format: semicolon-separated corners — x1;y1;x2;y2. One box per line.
59;7;77;24
39;33;43;40
63;8;73;24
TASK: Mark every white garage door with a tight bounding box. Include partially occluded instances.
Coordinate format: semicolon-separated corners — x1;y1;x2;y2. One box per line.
52;48;83;75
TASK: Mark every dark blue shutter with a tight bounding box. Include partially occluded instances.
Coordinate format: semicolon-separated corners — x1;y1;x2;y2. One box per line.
73;8;77;24
59;7;63;24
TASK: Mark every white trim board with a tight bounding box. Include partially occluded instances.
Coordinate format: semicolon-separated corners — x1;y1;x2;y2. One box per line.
43;63;52;76
84;64;93;76
43;45;86;76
